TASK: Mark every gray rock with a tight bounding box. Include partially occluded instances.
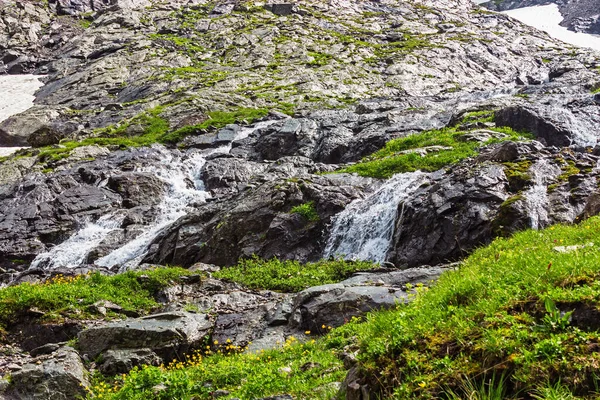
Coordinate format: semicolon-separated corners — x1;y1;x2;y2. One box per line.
78;311;213;361
289;266;445;331
264;3;297;16
98;348;161;375
0;107;64;147
8;346;89;400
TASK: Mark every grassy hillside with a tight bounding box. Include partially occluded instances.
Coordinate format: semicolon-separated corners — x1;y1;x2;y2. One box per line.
83;216;600;399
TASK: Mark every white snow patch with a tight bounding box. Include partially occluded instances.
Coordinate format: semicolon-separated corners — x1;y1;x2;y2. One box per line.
0;74;44;124
503;4;600;51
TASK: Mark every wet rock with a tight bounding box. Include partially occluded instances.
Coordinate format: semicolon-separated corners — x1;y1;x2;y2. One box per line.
200;157;268;194
147;174;375;267
495;97;600;147
107;172;166;208
7;346;89;400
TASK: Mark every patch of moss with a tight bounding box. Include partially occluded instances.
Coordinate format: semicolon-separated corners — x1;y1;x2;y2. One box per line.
0;267;193;327
31;107;269;163
503;160;533;192
339;113;532;179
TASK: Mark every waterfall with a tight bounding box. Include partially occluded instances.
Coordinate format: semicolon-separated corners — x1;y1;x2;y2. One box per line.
523;159;561;230
30;214;125;269
93;149;211;270
30;120;276;270
323;171;428;263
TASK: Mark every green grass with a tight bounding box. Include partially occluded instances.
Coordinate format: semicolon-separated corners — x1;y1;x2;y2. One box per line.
31;107;269;163
339;120;530;178
86;337;344;399
213;256;377;292
60;219;600;399
289;201;320;222
332;216;600;398
0;267;192;328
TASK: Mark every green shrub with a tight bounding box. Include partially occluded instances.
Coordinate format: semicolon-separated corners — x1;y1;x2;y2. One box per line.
213;256;377;292
86;338;344;399
289;201;319;222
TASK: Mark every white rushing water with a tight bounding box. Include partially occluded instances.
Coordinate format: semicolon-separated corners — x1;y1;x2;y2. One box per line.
30;214;126;269
523;159;561;230
94;149;211;270
323;171;428;263
503;4;600;51
31;121;276;271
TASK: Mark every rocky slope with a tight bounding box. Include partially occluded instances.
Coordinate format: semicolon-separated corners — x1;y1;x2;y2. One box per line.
1;0;600;398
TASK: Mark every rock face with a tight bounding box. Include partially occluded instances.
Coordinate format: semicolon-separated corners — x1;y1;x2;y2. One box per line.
1;0;600;396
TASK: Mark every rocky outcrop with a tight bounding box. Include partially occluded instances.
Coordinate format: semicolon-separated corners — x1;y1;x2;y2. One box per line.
388;141;600;268
146;172;377;267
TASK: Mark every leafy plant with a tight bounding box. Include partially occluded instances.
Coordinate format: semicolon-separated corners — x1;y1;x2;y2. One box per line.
540;298;573;332
444;373;509;400
85;338;344;399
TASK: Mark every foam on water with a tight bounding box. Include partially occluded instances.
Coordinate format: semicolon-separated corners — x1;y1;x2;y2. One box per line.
323;171;428;263
30;214;125;269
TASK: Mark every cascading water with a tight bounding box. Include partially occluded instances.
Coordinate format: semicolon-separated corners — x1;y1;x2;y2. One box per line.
523;158;561;230
31;121;276;271
30;214;126;269
323;171;428;263
94;149;211;270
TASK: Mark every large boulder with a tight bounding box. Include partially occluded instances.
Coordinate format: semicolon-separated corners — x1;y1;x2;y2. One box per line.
494;95;600;148
7;346;89;400
0;107;65;147
289;267;445;331
388;142;600;267
77;311;213;361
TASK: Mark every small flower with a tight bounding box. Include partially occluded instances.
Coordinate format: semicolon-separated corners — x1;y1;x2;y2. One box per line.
418;382;426;388
305;330;311;335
